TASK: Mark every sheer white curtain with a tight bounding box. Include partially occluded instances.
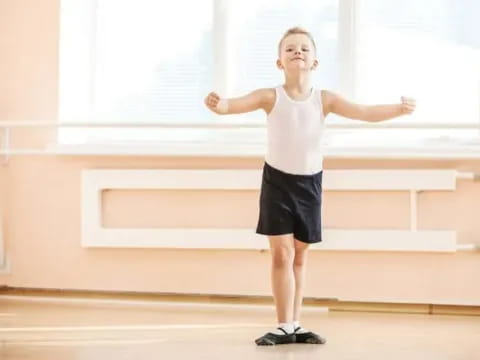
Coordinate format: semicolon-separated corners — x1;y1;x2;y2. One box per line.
326;0;480;148
58;0;338;144
355;0;480;124
58;0;479;147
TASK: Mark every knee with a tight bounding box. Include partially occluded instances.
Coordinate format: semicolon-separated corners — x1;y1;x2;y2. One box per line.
272;247;295;269
293;251;307;267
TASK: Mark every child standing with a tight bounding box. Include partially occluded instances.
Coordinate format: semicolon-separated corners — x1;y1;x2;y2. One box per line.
204;27;415;346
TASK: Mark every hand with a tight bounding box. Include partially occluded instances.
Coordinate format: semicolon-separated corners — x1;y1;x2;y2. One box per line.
204;92;223;113
400;96;416;114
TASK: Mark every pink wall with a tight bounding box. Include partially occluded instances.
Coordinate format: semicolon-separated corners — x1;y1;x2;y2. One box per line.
0;0;57;147
0;165;4;253
0;0;479;305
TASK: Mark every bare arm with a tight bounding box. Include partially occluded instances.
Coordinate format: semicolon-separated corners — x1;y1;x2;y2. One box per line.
204;88;275;115
322;90;416;122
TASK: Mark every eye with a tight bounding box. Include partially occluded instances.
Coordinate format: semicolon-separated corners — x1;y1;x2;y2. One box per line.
286;49;293;52
302;48;309;52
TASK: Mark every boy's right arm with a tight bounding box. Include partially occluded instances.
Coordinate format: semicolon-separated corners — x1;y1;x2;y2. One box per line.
204;88;275;115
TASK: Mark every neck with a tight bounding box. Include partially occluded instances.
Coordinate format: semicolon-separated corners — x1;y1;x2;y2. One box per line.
283;72;312;93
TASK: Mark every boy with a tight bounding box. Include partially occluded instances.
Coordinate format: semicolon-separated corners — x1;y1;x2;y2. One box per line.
205;27;415;346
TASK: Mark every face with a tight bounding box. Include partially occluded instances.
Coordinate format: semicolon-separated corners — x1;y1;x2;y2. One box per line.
277;33;318;72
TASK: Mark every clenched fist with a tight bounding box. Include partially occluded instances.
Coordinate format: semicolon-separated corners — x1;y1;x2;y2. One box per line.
204;92;228;114
400;96;416;114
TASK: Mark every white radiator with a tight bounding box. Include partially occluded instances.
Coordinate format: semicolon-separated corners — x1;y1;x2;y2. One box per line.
80;169;473;252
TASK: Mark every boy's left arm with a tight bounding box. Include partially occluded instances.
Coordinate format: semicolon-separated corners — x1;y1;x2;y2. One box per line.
323;91;416;122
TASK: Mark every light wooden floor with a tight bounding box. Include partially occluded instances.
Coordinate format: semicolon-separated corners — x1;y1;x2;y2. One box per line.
1;296;479;360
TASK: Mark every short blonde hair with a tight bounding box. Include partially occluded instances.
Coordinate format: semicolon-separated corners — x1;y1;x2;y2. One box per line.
278;27;317;55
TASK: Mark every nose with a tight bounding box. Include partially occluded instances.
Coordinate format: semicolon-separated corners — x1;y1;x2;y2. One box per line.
294;49;301;55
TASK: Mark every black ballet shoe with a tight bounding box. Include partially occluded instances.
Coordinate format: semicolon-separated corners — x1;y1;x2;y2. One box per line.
294;327;326;344
255;327;296;346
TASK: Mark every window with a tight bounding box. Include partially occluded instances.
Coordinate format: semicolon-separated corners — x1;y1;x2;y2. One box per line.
326;0;480;148
355;0;480;123
59;0;214;143
58;0;480;150
58;0;338;145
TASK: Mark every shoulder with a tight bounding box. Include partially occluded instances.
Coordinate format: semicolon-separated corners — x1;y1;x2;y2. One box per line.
254;88;276;114
320;90;338;116
255;88;276;103
320;89;337;106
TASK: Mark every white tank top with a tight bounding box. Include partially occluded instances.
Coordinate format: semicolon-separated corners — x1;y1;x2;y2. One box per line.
265;85;325;175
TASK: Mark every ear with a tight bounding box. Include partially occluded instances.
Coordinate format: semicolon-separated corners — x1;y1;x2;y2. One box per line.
276;59;283;70
311;59;319;70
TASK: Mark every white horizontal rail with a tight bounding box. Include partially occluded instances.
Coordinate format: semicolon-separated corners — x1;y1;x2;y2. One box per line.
0;121;478;129
3;122;480;158
5;147;480;160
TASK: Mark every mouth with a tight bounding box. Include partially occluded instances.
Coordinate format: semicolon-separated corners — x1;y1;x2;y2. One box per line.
291;57;304;61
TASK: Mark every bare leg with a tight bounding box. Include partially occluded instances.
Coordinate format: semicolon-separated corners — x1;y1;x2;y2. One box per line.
293;239;309;324
268;234;295;324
